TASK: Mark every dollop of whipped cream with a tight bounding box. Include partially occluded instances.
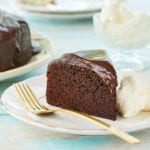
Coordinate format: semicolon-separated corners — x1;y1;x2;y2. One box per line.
117;72;150;117
93;0;150;49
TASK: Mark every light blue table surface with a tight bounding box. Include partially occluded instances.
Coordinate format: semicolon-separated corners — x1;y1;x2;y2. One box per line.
0;0;150;149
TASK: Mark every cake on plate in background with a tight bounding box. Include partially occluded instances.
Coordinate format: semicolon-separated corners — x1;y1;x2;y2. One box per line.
0;10;33;72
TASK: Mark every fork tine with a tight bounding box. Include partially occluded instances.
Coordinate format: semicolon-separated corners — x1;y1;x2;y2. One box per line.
18;83;40;111
20;83;42;111
24;83;48;110
14;84;35;112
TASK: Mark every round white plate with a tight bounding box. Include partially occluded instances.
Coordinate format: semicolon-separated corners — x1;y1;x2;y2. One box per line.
12;0;103;19
0;33;54;81
1;75;150;135
15;0;103;13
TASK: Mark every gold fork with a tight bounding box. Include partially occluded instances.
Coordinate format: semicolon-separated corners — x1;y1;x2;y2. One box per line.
14;83;140;144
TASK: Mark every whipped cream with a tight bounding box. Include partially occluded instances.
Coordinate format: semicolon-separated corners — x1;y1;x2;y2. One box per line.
117;72;150;117
93;0;150;49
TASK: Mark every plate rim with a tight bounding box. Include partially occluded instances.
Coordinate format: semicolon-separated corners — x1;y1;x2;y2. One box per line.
1;75;150;135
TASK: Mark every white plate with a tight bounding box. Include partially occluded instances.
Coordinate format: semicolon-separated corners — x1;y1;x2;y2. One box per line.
1;75;150;135
0;33;54;81
15;0;103;13
12;0;103;19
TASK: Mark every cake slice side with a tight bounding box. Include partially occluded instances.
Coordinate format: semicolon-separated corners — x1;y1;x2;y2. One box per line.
46;54;118;120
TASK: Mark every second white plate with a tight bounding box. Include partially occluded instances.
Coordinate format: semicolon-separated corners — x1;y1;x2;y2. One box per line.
12;0;103;19
15;0;103;13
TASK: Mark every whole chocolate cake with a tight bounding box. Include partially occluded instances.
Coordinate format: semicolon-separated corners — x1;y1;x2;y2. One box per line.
46;51;118;120
0;10;32;72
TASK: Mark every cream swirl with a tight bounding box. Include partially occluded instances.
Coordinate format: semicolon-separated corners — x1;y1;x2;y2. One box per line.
94;0;150;49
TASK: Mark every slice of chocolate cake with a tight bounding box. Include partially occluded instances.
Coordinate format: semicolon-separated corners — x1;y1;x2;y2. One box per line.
0;10;32;72
46;50;118;120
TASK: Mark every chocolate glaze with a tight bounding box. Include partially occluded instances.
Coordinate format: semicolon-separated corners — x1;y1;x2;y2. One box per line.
47;52;118;120
0;11;32;72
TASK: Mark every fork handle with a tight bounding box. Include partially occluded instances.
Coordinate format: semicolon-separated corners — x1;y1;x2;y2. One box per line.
54;109;140;144
36;108;140;144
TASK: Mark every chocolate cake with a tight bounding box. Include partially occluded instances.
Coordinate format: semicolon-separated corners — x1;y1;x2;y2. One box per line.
0;10;32;72
46;51;118;120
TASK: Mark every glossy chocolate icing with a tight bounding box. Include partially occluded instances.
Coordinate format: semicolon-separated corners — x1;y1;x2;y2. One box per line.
0;10;32;72
74;50;116;77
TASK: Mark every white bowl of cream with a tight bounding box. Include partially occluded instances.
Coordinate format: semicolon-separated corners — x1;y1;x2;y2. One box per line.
93;0;150;49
